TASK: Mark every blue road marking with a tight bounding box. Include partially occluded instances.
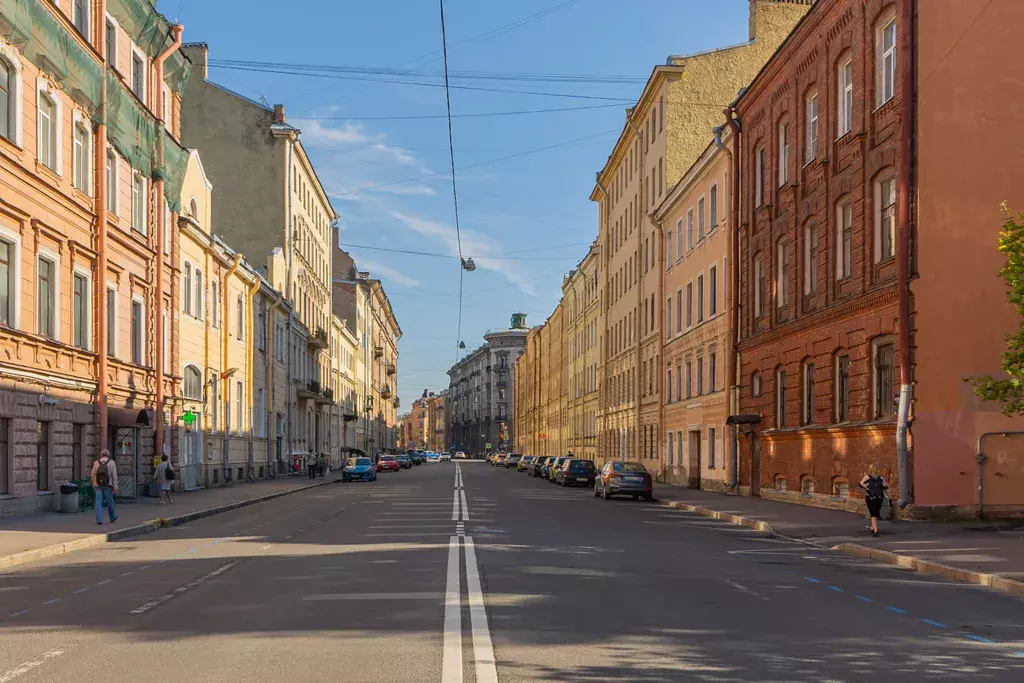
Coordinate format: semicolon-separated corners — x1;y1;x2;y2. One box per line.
804;577;820;583
828;585;844;592
885;606;908;614
855;595;873;602
921;619;947;629
962;633;995;645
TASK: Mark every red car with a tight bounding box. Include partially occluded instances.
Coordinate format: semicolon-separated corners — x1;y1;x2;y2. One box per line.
377;455;400;472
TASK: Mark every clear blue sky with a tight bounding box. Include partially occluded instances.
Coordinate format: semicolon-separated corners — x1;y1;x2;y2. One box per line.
165;0;752;411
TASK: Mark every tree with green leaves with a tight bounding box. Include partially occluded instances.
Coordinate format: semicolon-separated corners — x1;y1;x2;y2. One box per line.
966;203;1024;416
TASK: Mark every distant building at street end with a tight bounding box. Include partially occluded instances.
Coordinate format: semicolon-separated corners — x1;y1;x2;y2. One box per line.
449;315;530;456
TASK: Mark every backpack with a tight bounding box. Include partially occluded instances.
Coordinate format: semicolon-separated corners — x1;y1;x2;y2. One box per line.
866;475;886;500
95;459;111;488
165;464;176;481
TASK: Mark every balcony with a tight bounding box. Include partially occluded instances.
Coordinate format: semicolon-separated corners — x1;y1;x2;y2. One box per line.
380;385;393;399
315;386;335;405
393;396;400;408
342;407;359;422
309;327;329;351
386;362;396;375
296;379;321;400
373;345;384;359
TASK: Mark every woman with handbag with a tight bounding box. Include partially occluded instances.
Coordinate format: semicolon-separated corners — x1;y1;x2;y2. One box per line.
859;464;889;537
156;454;175;504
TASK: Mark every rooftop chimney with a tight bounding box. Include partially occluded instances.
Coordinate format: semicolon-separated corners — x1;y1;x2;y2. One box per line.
273;104;286;124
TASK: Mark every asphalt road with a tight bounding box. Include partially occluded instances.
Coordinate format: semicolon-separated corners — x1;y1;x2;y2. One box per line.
0;461;1022;682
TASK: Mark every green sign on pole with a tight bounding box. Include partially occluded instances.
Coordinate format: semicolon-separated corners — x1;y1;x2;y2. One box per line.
485;442;492;450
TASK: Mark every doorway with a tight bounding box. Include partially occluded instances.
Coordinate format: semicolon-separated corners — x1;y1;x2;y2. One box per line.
180;428;200;490
109;426;139;499
688;430;702;489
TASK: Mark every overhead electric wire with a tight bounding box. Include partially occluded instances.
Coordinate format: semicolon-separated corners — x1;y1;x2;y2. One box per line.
290;102;625;121
337;243;586;261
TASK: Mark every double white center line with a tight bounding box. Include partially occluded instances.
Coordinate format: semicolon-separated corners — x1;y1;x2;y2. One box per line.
443;464;497;683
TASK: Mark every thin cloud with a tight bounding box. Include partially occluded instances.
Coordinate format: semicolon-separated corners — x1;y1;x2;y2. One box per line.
371;142;416;166
354;258;420;287
302;119;373;145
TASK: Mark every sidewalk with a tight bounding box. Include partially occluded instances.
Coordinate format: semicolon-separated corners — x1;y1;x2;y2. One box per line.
0;474;342;571
653;485;1024;594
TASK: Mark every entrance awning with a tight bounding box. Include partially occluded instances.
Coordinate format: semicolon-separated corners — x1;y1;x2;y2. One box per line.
108;407;155;427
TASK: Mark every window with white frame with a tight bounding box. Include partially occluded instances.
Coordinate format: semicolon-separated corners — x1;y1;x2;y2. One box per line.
751;371;762;398
0;233;16;328
710;183;718;229
73;271;89;349
754;253;765;317
73;117;92;194
183;365;202;400
0;56;18;144
805;92;819;163
755;146;766;207
686;209;694;251
105;17;117;67
878;176;897;261
38;88;58;171
73;0;89;37
776;239;789;309
778;121;789;186
106;285;116;356
106;149;118;214
37;255;56;339
838;55;853;137
131;50;145;100
804;222;818;295
836;201;852;279
880;19;897;106
132;171;146;233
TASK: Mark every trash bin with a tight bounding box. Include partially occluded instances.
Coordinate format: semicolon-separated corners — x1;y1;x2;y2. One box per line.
59;483;79;513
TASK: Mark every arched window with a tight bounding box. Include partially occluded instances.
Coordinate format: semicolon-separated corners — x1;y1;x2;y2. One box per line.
183;364;202;400
0;58;13;142
189;197;198;219
800;474;814;495
831;477;850;500
774;474;787;492
751;371;762;398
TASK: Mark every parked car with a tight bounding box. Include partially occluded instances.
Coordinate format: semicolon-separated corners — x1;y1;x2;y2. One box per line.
543;456;569;481
529;456;551;477
555;459;597;487
455;451;467;459
427;452;441;462
491;453;507;467
342;457;377;482
518;455;536;472
396;455;412;469
594;461;653;501
378;455;401;472
503;453;522;468
439;452;452;462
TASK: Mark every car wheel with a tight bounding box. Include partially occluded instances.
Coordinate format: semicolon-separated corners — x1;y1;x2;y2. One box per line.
632;494;640;501
643;493;653;502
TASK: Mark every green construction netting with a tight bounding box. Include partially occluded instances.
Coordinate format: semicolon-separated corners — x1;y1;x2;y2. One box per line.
0;0;103;112
159;131;190;213
164;48;192;93
108;0;191;92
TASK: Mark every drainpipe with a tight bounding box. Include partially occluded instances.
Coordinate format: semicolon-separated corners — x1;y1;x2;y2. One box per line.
246;277;260;478
95;0;110;455
625;116;644;463
651;209;666;481
595;176;610;464
153;24;184;469
895;0;915;508
725;107;742;491
223;254;242;482
286;137;296;469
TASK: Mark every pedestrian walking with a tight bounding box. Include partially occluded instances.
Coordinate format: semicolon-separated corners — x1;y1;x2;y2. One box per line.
155;454;175;504
91;449;119;525
307;452;318;480
859;464;890;537
318;454;326;479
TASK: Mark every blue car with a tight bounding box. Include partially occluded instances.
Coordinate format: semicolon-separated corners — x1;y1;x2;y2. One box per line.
342;457;377;482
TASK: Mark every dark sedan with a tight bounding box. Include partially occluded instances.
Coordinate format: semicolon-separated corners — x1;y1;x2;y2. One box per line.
594;461;653;501
397;455;412;469
528;457;550;477
555;459;597;487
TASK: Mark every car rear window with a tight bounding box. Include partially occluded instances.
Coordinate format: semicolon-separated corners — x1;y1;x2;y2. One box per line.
611;462;647;473
353;458;371;466
381;456;396;461
569;460;595;471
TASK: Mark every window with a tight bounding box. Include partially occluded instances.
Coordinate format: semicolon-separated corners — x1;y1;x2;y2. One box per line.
131;51;145;99
36;421;49;491
183;263;192;315
236;295;244;340
666;296;672;338
708;427;716;468
211;280;219;327
709;264;717;316
710;184;718;229
675;219;683;260
675;362;682;399
667;431;674;465
194;271;203;319
879;177;897;261
685;360;692;398
38;91;57;170
0;59;13;144
162;311;169;373
776;368;787;428
666;367;673;403
696;356;704;395
236;381;244;433
37;256;55;339
837;202;852;279
755;146;766;207
131;297;144;365
73;0;89;36
709;351;716;392
132;172;146;233
666;229;674;268
183;365;202;400
776;239;788;309
778;121;789;186
106;150;117;213
686;210;694;251
73;272;88;349
697;274;704;323
880;20;897;105
105;18;116;66
0;237;13;327
836;353;850;422
698;197;706;240
838;56;853;137
675;290;682;333
803;361;815;425
106;286;116;356
804;223;818;295
754;254;765;317
685;282;693;328
874;341;894;419
752;372;762;398
805;92;819;163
